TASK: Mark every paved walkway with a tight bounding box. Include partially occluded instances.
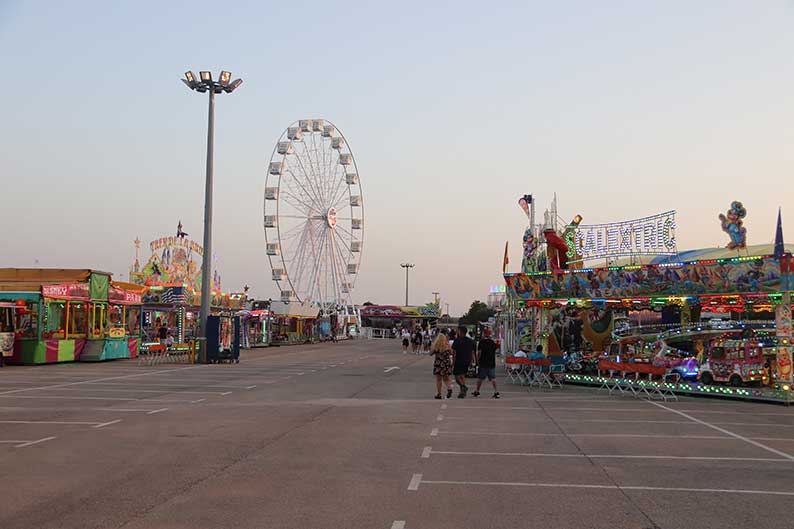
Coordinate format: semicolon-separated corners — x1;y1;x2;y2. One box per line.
0;339;793;528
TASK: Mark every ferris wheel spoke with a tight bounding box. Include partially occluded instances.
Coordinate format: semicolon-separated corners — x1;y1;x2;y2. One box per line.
307;138;329;206
327;165;349;210
283;164;324;211
333;222;358;242
307;224;328;302
287;155;324;209
326;228;342;304
280;190;323;216
326;151;344;208
291;143;323;207
331;227;354;254
279;221;310;242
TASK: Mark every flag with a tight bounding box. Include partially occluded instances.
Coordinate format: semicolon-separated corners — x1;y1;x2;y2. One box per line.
502;241;509;273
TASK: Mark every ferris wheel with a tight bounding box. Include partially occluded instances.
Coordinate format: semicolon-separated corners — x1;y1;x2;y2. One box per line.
264;119;364;313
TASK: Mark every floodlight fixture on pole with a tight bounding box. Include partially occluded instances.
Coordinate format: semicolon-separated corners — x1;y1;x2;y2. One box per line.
181;68;243;363
400;263;415;307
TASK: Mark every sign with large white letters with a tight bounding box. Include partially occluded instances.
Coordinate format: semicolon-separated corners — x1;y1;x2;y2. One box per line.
565;211;677;263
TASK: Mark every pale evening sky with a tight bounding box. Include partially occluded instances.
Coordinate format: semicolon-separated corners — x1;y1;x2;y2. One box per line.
1;1;793;315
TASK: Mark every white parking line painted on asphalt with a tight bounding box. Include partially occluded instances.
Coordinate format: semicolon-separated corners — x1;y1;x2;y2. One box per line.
435;430;732;440
650;401;794;462
447;405;534;410
0;395;198;403
425;449;790;463
440;404;447;410
94;408;158;413
430;428;438;437
0;420;108;426
436;414;444;422
0;440;33;444
391;521;406;529
0;366;201;396
85;382;254;389
146;408;169;415
15;436;56;448
190;399;206;404
417;479;794;496
220;392;232;396
22;387;233;395
246;385;257;389
421;446;432;459
407;474;422;491
93;419;122;429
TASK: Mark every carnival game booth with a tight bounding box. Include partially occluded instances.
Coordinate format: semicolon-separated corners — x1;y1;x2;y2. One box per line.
138;285;245;352
0;269;144;364
269;301;319;344
237;309;270;348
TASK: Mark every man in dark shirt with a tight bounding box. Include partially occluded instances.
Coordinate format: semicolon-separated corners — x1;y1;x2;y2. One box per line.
451;326;476;398
158;324;168;342
472;328;500;399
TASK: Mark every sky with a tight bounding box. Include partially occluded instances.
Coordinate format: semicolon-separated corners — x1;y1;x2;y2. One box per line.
1;1;793;315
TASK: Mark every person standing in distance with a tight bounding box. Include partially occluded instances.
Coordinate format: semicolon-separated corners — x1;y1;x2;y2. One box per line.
472;328;500;399
451;326;476;398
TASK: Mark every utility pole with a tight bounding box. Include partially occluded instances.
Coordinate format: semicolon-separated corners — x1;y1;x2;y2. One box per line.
400;263;414;306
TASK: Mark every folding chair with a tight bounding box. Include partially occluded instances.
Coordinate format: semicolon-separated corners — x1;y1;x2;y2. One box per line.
505;358;524;384
546;363;565;389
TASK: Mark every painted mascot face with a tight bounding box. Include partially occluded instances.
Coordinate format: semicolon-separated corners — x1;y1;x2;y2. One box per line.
0;333;13;356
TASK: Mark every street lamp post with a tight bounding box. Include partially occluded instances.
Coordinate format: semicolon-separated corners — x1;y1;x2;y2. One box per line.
400;263;415;306
182;69;243;363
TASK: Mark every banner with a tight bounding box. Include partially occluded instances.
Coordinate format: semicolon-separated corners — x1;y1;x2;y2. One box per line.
506;256;781;301
41;283;90;300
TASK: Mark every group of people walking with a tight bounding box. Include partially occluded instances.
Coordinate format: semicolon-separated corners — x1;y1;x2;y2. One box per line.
400;327;432;354
429;326;499;399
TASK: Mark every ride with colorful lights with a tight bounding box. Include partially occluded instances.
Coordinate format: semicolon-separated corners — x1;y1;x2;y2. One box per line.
500;197;793;403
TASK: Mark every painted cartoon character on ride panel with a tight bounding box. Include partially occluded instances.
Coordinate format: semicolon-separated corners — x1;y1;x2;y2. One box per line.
521;228;539;273
718;201;747;249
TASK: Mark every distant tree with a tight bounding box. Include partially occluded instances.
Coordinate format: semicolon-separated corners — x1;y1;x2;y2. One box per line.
362;301;376;306
459;300;495;325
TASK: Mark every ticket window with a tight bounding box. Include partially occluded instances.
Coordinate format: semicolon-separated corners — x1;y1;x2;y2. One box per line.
45;301;67;339
108;304;126;337
15;301;38;338
68;302;88;338
126;307;141;336
0;306;14;333
89;303;108;339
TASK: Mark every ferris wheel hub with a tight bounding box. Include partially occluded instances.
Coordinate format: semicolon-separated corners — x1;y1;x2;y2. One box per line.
326;207;338;229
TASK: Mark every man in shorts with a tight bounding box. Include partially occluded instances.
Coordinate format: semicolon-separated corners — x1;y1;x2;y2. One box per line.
472;328;500;398
451;326;476;398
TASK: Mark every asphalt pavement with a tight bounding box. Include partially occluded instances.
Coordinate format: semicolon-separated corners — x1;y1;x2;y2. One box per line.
0;339;793;529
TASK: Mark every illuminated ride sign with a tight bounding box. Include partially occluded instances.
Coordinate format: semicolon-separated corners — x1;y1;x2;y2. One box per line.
150;236;204;256
565;210;677;264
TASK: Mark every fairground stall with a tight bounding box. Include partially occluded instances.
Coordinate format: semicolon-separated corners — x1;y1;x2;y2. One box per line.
129;225;246;350
359;304;441;338
502;197;794;401
240;300;272;348
268;301;320;344
0;269;143;364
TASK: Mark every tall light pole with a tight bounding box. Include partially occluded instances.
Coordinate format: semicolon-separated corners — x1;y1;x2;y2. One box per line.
182;69;243;363
432;291;440;306
400;263;415;306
